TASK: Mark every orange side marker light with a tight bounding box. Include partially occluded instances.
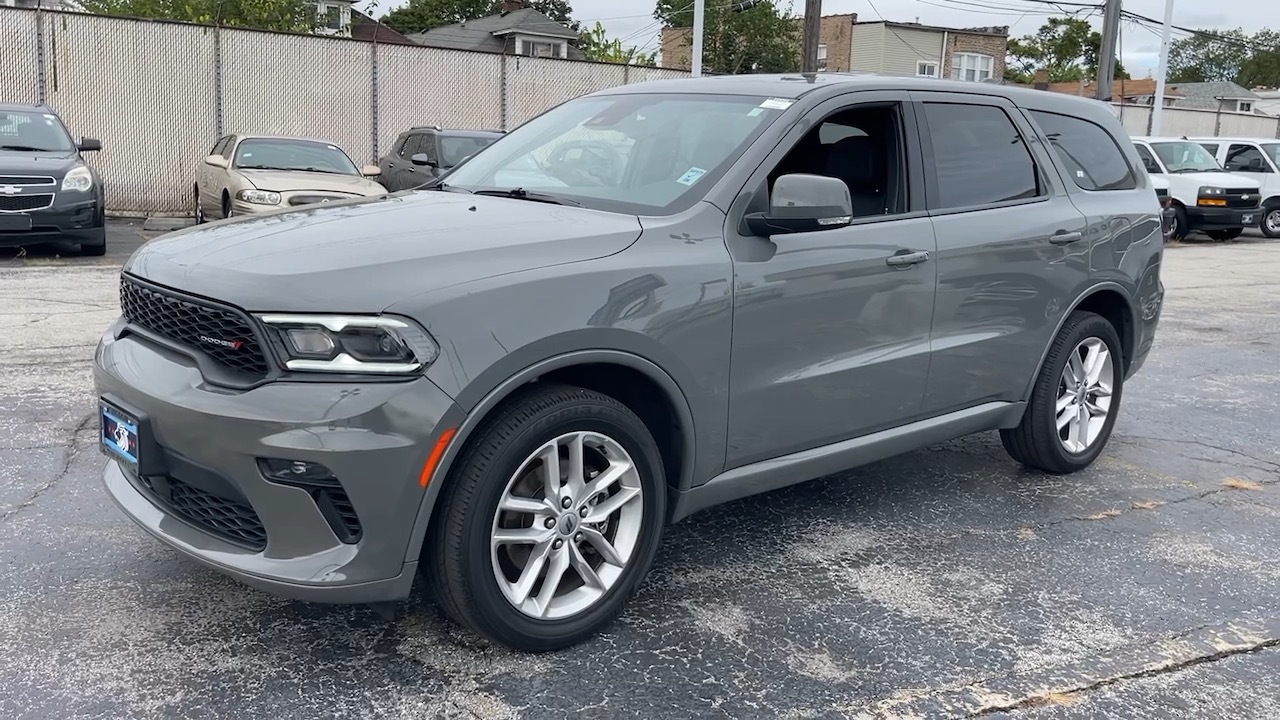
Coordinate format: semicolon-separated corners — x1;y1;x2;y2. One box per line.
419;427;457;487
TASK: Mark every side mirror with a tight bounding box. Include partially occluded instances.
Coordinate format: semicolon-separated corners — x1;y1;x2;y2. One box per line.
361;164;382;177
745;174;853;237
204;155;228;169
410;153;437;168
77;137;102;152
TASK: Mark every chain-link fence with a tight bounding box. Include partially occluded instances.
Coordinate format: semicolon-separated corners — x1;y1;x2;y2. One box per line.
0;7;690;216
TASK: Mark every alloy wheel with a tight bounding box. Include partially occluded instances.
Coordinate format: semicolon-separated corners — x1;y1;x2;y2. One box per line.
1055;337;1114;454
490;431;644;620
1266;208;1280;236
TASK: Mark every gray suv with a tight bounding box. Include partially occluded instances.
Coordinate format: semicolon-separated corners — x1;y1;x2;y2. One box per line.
94;75;1164;651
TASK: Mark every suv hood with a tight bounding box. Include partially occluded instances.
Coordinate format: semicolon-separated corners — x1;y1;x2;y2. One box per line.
240;169;384;196
126;191;643;312
0;149;81;176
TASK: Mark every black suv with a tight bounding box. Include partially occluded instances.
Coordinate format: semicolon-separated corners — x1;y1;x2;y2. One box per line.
378;126;502;191
0;103;105;255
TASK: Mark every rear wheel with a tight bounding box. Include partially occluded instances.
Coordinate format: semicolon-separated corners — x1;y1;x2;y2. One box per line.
1002;311;1123;474
428;384;666;651
1262;203;1280;239
1206;228;1243;241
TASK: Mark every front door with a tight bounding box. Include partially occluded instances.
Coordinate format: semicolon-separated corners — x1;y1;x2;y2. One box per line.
724;92;938;468
912;94;1090;415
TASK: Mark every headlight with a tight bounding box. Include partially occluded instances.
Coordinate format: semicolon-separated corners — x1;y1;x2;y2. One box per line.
61;165;93;192
257;314;439;375
1198;186;1224;196
237;189;281;205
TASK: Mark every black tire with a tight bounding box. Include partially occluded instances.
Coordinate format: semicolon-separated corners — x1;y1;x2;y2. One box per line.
1170;204;1189;240
78;227;106;256
194;185;206;224
1262;203;1280;239
221;192;232;219
427;384;666;651
1206;228;1242;241
1001;311;1124;474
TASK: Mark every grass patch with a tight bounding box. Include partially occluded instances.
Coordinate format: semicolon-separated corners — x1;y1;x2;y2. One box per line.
1132;500;1167;510
1223;478;1263;491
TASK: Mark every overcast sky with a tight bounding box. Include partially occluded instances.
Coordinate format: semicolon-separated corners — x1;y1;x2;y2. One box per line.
368;1;1280;78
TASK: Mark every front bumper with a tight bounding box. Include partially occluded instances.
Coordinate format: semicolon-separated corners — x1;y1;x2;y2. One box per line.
94;320;461;603
0;195;101;246
1184;205;1261;230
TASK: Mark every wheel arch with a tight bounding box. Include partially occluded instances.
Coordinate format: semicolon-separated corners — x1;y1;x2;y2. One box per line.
402;349;697;564
1022;283;1137;402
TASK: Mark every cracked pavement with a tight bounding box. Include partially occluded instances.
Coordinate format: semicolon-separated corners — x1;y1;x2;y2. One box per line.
1;224;1278;719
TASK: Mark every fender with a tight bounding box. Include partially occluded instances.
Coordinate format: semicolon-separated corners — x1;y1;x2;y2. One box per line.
1019;281;1139;405
401;349;698;564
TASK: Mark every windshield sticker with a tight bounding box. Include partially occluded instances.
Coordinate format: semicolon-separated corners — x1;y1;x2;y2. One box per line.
677;167;707;186
747;108;765;117
759;98;794;110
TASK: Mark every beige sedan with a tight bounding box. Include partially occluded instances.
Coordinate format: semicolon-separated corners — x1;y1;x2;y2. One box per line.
194;134;387;221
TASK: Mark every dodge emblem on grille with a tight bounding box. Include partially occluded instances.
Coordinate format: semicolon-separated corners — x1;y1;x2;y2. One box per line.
198;335;244;350
0;185;21;195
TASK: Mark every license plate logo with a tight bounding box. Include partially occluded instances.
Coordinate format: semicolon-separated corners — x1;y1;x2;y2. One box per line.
101;405;139;466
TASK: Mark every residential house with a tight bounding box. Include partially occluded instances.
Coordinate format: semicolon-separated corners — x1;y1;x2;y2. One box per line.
407;1;584;60
1254;88;1280;116
1;0;65;7
1164;81;1267;115
850;21;1008;81
314;0;417;44
1041;78;1185;106
660;14;857;72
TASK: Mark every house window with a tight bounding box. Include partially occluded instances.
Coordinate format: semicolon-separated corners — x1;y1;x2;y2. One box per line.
1237;100;1254;113
951;53;994;82
917;61;938;77
315;1;349;32
521;39;562;58
817;44;828;71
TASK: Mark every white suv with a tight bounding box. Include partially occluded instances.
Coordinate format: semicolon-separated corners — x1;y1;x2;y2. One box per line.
1132;136;1262;240
1189;137;1280;238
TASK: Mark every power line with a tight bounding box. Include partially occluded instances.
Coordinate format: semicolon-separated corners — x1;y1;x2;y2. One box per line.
865;0;958;70
1121;10;1280;59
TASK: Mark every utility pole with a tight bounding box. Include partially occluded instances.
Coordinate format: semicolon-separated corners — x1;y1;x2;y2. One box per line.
691;0;705;77
1151;0;1175;135
802;0;822;73
1095;0;1122;102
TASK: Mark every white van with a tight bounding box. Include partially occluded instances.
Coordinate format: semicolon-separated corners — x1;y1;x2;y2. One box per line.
1131;136;1262;240
1188;137;1280;238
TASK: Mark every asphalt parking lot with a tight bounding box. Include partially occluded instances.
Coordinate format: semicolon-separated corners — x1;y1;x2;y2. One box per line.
1;222;1278;719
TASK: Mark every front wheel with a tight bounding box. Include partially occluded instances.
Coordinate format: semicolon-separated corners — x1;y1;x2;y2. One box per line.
1262;204;1280;239
427;384;666;651
1002;311;1124;474
1169;205;1189;241
78;227;106;256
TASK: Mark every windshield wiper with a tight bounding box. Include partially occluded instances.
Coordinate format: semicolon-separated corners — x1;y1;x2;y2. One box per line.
0;144;51;152
1170;167;1212;174
471;187;581;207
238;164;288;171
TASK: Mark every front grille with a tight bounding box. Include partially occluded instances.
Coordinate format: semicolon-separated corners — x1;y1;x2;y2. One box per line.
0;175;56;186
1224;189;1261;209
288;194;348;206
166;477;268;550
0;194;54;212
120;276;271;380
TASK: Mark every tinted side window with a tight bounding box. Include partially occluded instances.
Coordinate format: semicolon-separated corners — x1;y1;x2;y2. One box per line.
210;136;230;156
1029;110;1136;191
924;103;1039;209
1225;143;1271;172
1199;143;1219;156
1134;144;1162;174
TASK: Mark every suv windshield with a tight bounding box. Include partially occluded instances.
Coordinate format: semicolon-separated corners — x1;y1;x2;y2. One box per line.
234;138;359;174
0;110;74;152
443;93;786;215
439;135;497;169
1151;141;1221;173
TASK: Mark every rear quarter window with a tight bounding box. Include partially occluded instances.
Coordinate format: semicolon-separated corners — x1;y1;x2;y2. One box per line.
1029;110;1136;191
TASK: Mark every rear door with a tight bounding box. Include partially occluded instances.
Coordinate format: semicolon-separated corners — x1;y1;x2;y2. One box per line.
913;92;1090;415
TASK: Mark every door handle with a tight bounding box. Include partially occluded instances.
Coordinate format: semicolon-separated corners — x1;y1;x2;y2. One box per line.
886;250;931;267
1049;231;1083;245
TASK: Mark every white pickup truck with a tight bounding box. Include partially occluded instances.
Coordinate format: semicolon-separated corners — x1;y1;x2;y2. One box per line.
1131;136;1263;241
1188;137;1280;238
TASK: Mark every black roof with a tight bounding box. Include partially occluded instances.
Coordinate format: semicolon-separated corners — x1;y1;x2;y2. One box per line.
406;127;504;137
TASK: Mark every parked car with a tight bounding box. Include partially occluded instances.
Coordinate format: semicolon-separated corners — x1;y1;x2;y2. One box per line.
0;103;105;255
1189;136;1280;238
1131;136;1261;241
194;134;386;221
96;75;1163;651
378;126;503;191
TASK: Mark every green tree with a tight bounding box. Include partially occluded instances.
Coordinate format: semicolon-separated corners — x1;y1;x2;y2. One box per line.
1166;28;1251;83
76;0;316;31
1005;17;1128;84
382;0;576;36
654;0;798;75
579;22;657;65
1238;31;1280;87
